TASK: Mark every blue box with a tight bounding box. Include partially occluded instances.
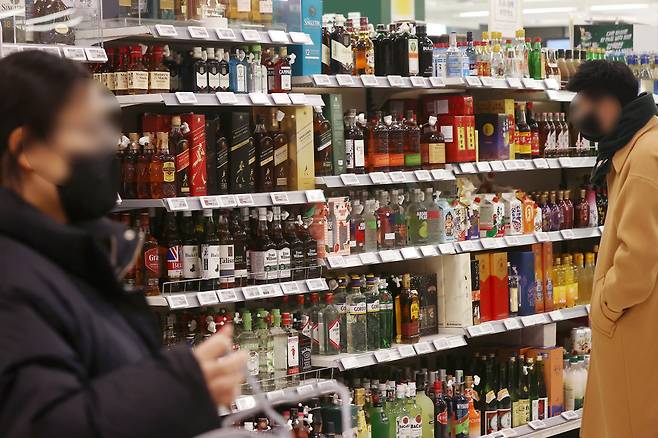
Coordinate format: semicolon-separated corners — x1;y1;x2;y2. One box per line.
287;0;322;76
509;251;536;316
475;113;509;161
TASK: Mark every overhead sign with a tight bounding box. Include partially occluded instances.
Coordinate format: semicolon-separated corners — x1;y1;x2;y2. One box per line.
488;0;522;38
574;24;634;51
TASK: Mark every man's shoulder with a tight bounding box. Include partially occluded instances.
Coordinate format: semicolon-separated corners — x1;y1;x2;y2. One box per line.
628;119;658;178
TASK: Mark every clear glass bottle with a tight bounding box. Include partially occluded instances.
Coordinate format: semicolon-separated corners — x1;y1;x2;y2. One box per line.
350;199;365;254
505;39;518;78
404;110;421;170
407;188;429;246
515;29;529;77
346;275;367;353
446;31;462;78
309;292;323;354
377;191;396;249
423;188;441;243
254;309;274;391
491;44;505;78
236;310;259;393
388;111;406;171
272;310;299;389
364;276;380;351
363;199;378;252
465;31;477;76
319;292;341;355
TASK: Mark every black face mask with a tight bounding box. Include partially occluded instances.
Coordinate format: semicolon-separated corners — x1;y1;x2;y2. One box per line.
57;150;120;223
576;112;606;142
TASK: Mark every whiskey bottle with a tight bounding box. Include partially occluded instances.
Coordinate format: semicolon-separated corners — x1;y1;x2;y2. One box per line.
206;48;221;93
180;211;200;280
101;48;116;94
136;136;153;199
366;111;389;172
322;16;332;74
250;208;278;284
313;106;333;177
373;24;392;76
416;23;434;77
127;45;149;95
404;110;421;170
230;210;248;286
355;16;374;75
396;273;420;344
216;49;231;92
330;15;353;74
122;133;140;198
114;48;129;96
285;214;305;280
276;47;292;92
192;47;209;93
420;116;446;169
200;209;221;290
139;213;160;296
397;22;419;76
169;116;191;197
217;213;235;289
148;133;164;199
271;206;291;283
270;110;289;191
148;45;170;94
161;212;183;290
299;217;320;278
388;111;405;171
344;109;365;174
254;115;275;192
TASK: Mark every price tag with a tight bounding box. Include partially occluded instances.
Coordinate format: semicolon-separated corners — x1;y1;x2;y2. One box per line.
477;322;494;335
549;310;564;321
458;240;477;252
218;289;238;302
499;428;518;437
297;384;316;395
218;195;237;208
490;161;505;172
175;92;198;104
166;294;190;309
216;28;236;40
335;74;355;86
389;171;406;183
379;250;402;263
544;78;560;90
374;350;392;362
533;158;549;169
503;160;518;170
520;315;538;327
259;284;283;297
398;344;416;357
359;252;380;265
236;194;255;206
84;47;108;62
387;75;404;87
242;286;261;300
267;390;286;400
429;76;445;87
339;173;360;186
369;172;391;184
480;238;498;249
414;342;434;354
216;91;238;104
503;318;522;330
288;93;308;105
270;93;291;105
476;161;492;172
248;92;269;105
306;278;328;291
560;229;575;240
438;243;455;254
561;410;579;421
467;325;483;337
400;247;421;259
188;26;210;39
318;379;337;390
480;76;495;87
534;232;549;242
434;338;449;350
459;162;477;173
528;420;547;430
241;29;261;42
521;78;539;89
235;396;256;411
200;196;221;209
166;198;189;211
410;76;427;87
312;74;331;86
535;313;551;324
414;169;432;181
360;74;378;87
326;255;345;269
289;31;312;44
447;336;466;348
504;236;519;246
197;291;219;306
419;245;439;257
340;356;360;370
465;76;482;87
62;47;87;61
507;77;522;88
305;189;325;203
343;255;361;267
280;281;301;295
267;29;289;43
270;192;290;205
154;24;178;37
430;169;447;180
516;160;531;170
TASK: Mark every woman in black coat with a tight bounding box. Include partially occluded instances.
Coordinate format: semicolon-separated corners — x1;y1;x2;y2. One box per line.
0;52;247;437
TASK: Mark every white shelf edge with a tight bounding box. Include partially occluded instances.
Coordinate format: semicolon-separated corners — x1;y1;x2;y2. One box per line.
116;93;324;107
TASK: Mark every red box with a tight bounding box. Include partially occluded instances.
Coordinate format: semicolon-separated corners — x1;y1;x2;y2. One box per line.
490;252;509;320
438;115;468;163
475;253;493;322
422;95;474;117
180;113;207;197
465;115;476;161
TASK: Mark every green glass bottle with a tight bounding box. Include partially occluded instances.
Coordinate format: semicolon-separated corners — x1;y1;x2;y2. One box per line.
254;309;274;391
530;37;543;79
369;392;390;437
415;372;435;438
497;356;512;430
535;355;549;420
482;355;498;435
528;357;539;421
513;355;530;427
406;188;429;245
379;278;394;348
393;383;411;438
236;310;259;395
365;275;381;350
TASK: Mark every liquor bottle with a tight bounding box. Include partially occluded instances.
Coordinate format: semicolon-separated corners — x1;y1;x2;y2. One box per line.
350;200;365;254
169;117;190;197
465;31;477;76
313;106;333;177
229;49;248;93
137;213;160;296
251;0;271;23
416;23;433;77
578;252;595;304
155;133;176;198
330;15;353;74
396;22;419;76
452;373;469;438
217;213;235;289
489;44;504;78
396;273;420;344
389;111;406;171
201;48;219;93
272;310;299;388
274;47;292;92
100;48;116;93
508;262;520;317
271;207;291;283
369;393;390;437
250;208;278;284
126;45;149;96
365;111;389;173
254;310;274;391
558;113;570;156
270;110;290;191
564;189;574;229
344;109;365;174
148;46;170;94
364;276;380;350
160;212;182;290
374;24;393;76
299;218;320;278
190;47;208;93
405;381;422;438
515;102;532;159
526;103;540;158
291;294;312;372
321;16;332;74
434;380;449;438
446;31;462;78
421;116;445;170
230;211;247;286
535;355;549;420
514;356;530;427
136;136;152;199
406;188;428;246
113;47;129;96
482;356;498;434
515;29;529;77
284;215;305;281
415;373;434;438
236;310;259;391
363;199;378;252
213;49;230;92
392;189;408;248
394;384;412;438
422;188;440;244
547;191;560;232
254;115;275;192
377;191;396;249
404;110;421;170
200;209;221;290
179;211;199;280
464;376;481;437
497;357;512;430
529;38;542;80
309;292;323;354
355;17;374;75
332;277;348;353
346;275;367;353
319;292;341;355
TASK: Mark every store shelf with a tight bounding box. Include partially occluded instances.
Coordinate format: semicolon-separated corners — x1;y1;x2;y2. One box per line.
115;92;324;107
316;169;455;187
325;227;603;270
483;409;583;438
114;189;325;212
148;278;329;309
1;44;108;63
311;333;468;371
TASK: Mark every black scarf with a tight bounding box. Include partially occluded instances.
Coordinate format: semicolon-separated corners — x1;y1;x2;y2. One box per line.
591;92;658;186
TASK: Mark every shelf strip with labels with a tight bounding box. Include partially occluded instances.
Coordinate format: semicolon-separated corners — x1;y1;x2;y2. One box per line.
143;24;313;45
453;304;589;339
115;92;324;107
1;44;108;63
482;409;582;438
311;333;467;371
114;189;326;212
325;227;602;270
451;156;596;175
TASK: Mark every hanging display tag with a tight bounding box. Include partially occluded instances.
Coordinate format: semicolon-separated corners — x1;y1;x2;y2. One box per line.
241;286;262;300
465;76;482;87
480;76;495;87
438;243;455;254
398;345;416;357
369;172;390;184
326;255;345;269
414;342;433;354
289;31;312;44
305;189;325;203
340;173;360;186
507;77;522;88
306;278;328;291
401;247;421;259
359;253;379;265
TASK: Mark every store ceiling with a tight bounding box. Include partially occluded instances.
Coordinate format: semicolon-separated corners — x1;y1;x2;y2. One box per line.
425;0;658;29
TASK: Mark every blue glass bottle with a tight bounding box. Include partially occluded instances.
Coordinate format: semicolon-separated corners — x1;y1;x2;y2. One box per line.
229;48;248;93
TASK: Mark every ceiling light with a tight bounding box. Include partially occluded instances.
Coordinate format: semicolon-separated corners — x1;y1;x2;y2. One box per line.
590;3;648;10
458;10;489;17
523;6;576;14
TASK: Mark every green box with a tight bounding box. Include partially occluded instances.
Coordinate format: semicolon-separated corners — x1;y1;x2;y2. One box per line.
323;94;346;175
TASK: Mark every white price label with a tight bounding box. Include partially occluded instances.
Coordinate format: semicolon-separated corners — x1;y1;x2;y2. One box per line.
267;29;289;43
465;76;482;87
154;24;178;37
480;238;499;249
429;76;445;87
414;169;432;181
398;345;416;357
410;76;427;87
561;229;575;239
242;286;262;300
339;173;360;186
561;410;580;421
534;232;549;242
520;315;538;326
335;74;355;86
270;192;290;205
389;171;406;183
166;198;189;211
414;342;433;354
507;77;522;88
297;384;315;395
522;78;539;89
289;31;312;44
504;236;519;246
175;92;198;104
241;29;261;42
312;74;331;86
84;47;108;62
434;339;449;350
476;161;492;172
62;47;87;61
216;28;236;40
533;158;549;169
360;74;378;87
359;253;379;265
503;160;518;170
374;350;391;362
39;46;61;56
216;91;238;104
460;162;477;173
326;255;345;269
447;336;466;348
259;284;282;297
343;255;361;267
467;325;483;337
288;93;308;105
340;357;360;370
280;281;301;295
503;318;522;330
516;160;531;170
479;322;495;334
200;196;221;209
218;195;237;208
270;93;291;105
188;26;210;38
236;194;255;206
480;76;495;87
544;78;560;90
305;189;325;203
379;250;402;262
369;172;391;184
197;291;219;306
235;396;256;411
248;92;269;105
438;243;455;254
267;390;286;400
528;420;547;430
166;294;190;309
499;428;518;437
549;310;564;321
306;278;328;291
458;240;477;252
218;289;238;302
490;161;505;172
400;247;421;259
386;75;404;87
420;245;439;257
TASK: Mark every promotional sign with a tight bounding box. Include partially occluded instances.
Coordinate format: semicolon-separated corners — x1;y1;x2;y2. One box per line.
488;0;522;38
574;24;634;51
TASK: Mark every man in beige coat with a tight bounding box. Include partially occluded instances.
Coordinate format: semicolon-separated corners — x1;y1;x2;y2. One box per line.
568;61;658;437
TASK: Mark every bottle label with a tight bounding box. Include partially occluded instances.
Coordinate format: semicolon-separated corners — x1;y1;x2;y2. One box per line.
246;350;259;376
338;303;347;315
366;300;380;312
322;44;330;66
182;245;200;279
301;314;312;338
219;244;235;284
486;390;496;404
237;0;250;12
410;301;419;319
144;247;160;276
115;72;128;91
485;410;498;433
259;0;272;13
328;318;341;350
497;388;509;401
148;71;170;91
410;414;422;437
201;244;220;279
236;64;247;92
498;408;512;429
279;66;291;91
517;131;532;155
437;409;448;425
274;144;288;166
264;248;279;280
277;246;291;280
428;142;446;164
311;321;319;345
538;397;548;420
331;39;353;69
250;250;266;281
166;244;183;279
349;303;366;315
219;72;230;90
345;139;354;170
408;38;419;75
457;126;466;151
354;139;365;168
287;335;299;374
396;415;411;438
128;71;149;91
175;149;190;175
512;400;530;427
531;399;539;421
102;72;115;91
317;129;332;152
162;160;175;182
207;71;220;89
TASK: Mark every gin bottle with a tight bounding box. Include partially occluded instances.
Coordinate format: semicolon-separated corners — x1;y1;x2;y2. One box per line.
320;292;341;355
346;275;367;353
365;276;381;350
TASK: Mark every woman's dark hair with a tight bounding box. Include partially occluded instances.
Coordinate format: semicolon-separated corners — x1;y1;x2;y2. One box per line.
566;60;638;107
0;50;91;185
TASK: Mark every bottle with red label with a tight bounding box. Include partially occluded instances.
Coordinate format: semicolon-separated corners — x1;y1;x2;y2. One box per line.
349;199;365;254
308;292;322;354
127;45;149;95
169;116;191;197
434;380;449;438
148;45;170;94
139;213;161;296
320;292;341;354
156;132;176;198
160;211;183;292
515;102;532;159
148;134;164;199
526;102;540;157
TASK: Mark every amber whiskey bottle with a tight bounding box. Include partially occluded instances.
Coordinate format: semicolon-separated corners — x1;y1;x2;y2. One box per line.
254;115;275;192
420;116;446;169
365;111;389;172
313;106;333;177
354;16;374;75
271;110;290;191
127;45;149;95
388;111;405;171
396;273;420;344
169;116;191;197
157;132;177;198
140;212;161;296
148;45;170;94
330;15;353;74
148;134;163;199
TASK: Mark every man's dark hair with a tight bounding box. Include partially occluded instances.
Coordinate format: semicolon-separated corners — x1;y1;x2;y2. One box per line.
567;60;638;107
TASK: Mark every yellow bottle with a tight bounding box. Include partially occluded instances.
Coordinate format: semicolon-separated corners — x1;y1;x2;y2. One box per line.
553;257;566;309
578;252;596;304
354;388;369;438
564;255;578;308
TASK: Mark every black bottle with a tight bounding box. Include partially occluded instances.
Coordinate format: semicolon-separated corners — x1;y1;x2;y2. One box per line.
416;23;434;77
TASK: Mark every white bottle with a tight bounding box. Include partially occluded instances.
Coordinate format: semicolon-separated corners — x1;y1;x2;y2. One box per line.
446;32;462;78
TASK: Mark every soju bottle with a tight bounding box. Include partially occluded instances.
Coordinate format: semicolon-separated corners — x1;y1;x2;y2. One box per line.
379;277;394;348
365;276;381;350
346;275;367;353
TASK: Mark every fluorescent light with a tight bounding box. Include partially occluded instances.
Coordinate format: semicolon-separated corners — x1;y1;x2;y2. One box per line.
590;3;648;10
458;10;489;17
523;6;576;14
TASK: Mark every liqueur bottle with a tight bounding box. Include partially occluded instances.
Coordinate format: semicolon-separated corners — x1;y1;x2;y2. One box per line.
364;276;380;351
313;106;333;177
285;215;305;281
217;49;231;92
330;15;353;74
319;293;341;355
396;273;419;344
378;278;393;348
136;136;152;199
148;133;164;199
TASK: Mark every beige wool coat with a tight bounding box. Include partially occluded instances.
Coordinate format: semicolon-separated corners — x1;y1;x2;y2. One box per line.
581;117;658;438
